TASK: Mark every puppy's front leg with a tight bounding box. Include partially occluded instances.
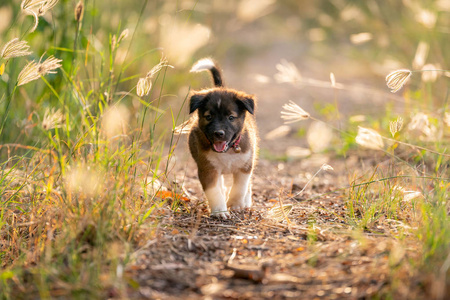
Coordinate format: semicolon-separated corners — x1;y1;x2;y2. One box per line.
199;170;230;219
228;171;252;210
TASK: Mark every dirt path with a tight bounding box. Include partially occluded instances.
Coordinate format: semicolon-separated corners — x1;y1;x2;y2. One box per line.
125;44;418;298
127;151;418;299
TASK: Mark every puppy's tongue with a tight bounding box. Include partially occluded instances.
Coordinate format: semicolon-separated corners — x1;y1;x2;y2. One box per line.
213;141;227;152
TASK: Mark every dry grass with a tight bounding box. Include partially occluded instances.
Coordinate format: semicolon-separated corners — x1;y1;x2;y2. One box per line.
1;0;449;299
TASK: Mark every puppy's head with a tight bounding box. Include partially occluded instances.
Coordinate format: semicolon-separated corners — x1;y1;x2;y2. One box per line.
189;88;255;153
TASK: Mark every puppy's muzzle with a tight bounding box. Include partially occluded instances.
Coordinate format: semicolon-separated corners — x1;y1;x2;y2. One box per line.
212;130;228;152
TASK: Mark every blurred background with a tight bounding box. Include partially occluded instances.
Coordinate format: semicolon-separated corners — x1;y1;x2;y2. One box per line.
1;0;449;154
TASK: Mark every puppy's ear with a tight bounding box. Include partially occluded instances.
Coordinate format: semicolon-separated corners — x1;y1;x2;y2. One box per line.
235;93;255;115
189;93;207;114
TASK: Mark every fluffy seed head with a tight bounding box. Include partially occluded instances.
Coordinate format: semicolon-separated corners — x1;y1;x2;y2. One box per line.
146;57;173;79
389;116;404;137
321;164;334;171
136;77;152;97
407;112;435;137
267;203;293;222
274;59;302;84
386;69;412;93
21;0;47;11
21;0;59;32
17;55;62;86
1;38;32;60
36;0;58;16
281;100;310;124
42;108;64;130
355;126;384;150
17;60;40;86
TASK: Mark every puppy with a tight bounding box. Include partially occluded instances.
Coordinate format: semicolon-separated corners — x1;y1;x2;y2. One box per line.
188;58;258;219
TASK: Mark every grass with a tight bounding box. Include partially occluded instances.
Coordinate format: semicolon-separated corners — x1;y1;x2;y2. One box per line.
1;0;449;299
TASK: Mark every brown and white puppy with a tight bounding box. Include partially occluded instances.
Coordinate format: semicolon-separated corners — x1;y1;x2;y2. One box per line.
188;58;258;219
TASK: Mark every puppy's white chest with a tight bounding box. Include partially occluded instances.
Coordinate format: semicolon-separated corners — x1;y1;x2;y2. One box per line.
206;150;251;174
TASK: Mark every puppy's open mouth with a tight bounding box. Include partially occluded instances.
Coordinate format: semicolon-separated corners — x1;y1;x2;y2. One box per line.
213;141;229;153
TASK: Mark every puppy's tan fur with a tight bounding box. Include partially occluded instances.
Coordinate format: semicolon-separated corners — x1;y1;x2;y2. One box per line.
188;59;258;218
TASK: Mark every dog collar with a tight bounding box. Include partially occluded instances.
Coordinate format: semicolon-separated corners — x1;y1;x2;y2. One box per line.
231;135;241;153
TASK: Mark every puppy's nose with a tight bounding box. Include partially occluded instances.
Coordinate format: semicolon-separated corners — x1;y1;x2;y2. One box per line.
214;130;225;139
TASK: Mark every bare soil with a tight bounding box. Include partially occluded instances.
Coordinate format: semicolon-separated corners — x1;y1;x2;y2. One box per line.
126;150;423;299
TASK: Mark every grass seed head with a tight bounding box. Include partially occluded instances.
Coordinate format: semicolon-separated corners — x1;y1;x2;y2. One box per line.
36;0;58;16
1;38;32;60
267;203;293;222
21;0;47;11
42;108;64;130
38;55;62;74
118;29;129;44
389;116;404;137
407;112;435;137
385;69;412;93
281;100;310;124
355;126;384;150
321;164;334;171
17;60;41;86
274;59;302;84
17;55;62;86
21;0;59;32
146;57;173;79
74;0;84;22
136;77;152;97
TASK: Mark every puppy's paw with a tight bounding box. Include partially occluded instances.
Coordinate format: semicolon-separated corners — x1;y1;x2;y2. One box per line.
211;210;231;219
228;201;251;211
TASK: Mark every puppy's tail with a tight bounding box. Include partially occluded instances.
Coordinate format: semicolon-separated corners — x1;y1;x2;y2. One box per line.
190;58;223;87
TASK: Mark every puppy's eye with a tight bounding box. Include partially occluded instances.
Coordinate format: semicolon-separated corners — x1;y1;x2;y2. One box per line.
205;115;212;121
228;116;235;121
